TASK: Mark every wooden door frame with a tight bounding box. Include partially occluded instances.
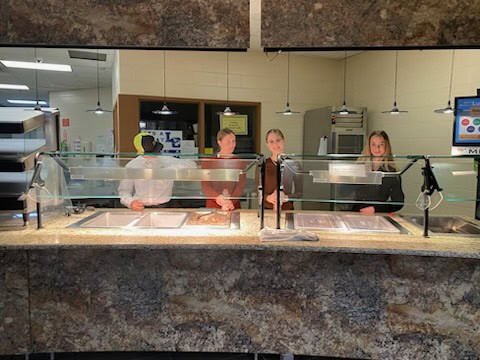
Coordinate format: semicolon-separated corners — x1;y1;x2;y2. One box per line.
115;94;261;153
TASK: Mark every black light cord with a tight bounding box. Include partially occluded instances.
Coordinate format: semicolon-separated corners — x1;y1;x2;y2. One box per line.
393;50;398;104
447;50;455;103
163;50;167;102
96;49;100;106
226;51;230;106
34;48;39;106
286;52;290;106
343;50;347;104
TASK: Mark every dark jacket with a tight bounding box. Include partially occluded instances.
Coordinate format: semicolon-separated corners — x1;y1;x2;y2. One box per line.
340;165;405;213
263;158;303;210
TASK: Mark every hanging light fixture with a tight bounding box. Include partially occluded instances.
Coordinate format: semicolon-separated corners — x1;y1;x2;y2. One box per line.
217;52;237;116
153;51;177;115
86;49;112;114
276;52;300;115
434;50;455;114
21;48;45;112
33;53;42;111
382;50;408;115
332;50;357;115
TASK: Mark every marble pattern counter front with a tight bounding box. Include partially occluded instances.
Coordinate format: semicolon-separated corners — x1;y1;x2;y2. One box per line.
1;247;479;358
1;210;479;358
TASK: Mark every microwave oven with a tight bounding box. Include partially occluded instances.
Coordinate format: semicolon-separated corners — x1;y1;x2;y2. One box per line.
331;127;366;154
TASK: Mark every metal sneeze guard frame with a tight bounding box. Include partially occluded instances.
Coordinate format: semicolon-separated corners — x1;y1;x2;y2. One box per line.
23;151;263;229
274;154;480;237
20;151;480;236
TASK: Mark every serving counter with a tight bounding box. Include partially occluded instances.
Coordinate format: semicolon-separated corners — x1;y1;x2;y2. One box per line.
0;210;479;258
2;151;480;358
1;209;479;359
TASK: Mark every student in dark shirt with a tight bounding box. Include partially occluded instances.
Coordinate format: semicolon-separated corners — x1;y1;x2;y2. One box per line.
263;129;302;210
348;130;404;214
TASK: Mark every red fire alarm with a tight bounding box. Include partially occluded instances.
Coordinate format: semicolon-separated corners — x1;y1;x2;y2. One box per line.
62;118;70;127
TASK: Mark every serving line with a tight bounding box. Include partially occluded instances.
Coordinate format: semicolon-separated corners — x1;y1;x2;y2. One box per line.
0;209;478;258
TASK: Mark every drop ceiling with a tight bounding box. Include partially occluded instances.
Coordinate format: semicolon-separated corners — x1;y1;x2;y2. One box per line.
0;47;115;107
0;46;360;108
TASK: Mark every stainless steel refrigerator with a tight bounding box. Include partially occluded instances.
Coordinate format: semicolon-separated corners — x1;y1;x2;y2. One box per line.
302;106;367;210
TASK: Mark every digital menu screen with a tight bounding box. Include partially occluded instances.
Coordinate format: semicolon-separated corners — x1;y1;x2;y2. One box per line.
453;96;480;146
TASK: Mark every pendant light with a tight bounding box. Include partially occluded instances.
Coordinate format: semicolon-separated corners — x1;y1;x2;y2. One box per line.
434;50;455;114
217;52;237;116
332;50;357;115
22;48;44;112
33;49;41;111
86;49;112;114
153;51;177;115
382;50;408;115
276;52;300;115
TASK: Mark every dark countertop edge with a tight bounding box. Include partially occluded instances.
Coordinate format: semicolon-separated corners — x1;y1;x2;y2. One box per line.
0;243;479;259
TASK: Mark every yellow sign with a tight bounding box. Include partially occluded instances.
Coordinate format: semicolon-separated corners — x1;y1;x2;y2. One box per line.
220;115;248;135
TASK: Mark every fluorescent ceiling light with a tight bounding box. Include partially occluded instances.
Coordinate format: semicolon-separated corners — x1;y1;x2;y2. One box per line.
8;99;48;105
0;84;29;90
0;60;72;72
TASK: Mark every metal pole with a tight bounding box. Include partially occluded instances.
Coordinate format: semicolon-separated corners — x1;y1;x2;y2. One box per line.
424;207;429;237
260;156;266;229
276;155;282;229
476;158;480;220
421;157;435;238
33;152;43;229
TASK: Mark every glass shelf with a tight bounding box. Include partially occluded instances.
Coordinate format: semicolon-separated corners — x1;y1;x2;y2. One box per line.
19;152;480;231
31;153;260;203
277;155;423;213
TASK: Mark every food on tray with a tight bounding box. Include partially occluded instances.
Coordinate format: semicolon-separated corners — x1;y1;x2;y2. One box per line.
185;211;231;227
294;213;346;230
343;215;400;233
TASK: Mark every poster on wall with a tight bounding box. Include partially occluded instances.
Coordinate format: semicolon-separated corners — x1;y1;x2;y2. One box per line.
220;115;248;135
145;130;182;154
95;130;114;153
452;96;480;155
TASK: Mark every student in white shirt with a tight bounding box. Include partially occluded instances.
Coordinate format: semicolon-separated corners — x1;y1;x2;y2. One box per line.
118;132;196;210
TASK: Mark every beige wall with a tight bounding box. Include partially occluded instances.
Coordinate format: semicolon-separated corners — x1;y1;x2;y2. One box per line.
347;50;480;216
116;50;340;155
347;49;480;155
113;49;480;216
114;49;480;156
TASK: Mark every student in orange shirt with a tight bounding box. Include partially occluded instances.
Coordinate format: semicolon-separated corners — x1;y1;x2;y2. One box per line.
201;128;246;210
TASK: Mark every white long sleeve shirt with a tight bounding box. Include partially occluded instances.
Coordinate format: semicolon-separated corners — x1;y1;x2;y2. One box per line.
118;156;197;208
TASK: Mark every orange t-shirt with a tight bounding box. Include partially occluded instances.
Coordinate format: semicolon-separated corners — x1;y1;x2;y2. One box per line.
201;156;247;209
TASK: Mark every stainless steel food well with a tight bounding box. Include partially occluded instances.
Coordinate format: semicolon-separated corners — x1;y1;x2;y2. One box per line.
401;215;480;236
287;212;409;234
132;212;189;228
67;210;240;230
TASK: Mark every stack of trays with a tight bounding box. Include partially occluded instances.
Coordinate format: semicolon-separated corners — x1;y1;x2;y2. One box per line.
0;108;46;213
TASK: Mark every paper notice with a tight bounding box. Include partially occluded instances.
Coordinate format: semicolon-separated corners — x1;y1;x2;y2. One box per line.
329;163;366;177
317;136;328;155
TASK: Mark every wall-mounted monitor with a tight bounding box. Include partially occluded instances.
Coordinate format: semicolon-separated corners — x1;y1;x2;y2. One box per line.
453;96;480;146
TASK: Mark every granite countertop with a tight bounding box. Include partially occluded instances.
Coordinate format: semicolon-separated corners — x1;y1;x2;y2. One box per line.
0;209;479;259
